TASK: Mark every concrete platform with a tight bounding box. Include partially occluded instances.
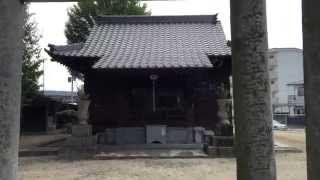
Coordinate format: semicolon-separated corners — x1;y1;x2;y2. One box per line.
206;142;303;158
55;144;206;160
206;146;234;158
97;144;203;151
19;147;59;157
274;142;303;153
94;149;208;160
19;139;302;158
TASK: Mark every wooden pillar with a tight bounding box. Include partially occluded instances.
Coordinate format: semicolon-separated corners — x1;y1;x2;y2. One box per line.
302;1;320;179
0;1;24;180
230;0;276;179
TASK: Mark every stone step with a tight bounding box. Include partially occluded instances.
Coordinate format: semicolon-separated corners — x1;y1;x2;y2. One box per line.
19;147;59;157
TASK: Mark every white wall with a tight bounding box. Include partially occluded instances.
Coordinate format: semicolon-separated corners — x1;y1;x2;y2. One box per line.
271;48;304;104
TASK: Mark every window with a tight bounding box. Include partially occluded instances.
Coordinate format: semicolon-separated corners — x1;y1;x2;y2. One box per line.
294;106;305;115
297;87;304;96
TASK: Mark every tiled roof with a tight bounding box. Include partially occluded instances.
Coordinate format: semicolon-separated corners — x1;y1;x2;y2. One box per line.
48;15;231;69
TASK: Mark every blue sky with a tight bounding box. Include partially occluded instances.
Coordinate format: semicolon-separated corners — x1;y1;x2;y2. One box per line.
29;0;302;91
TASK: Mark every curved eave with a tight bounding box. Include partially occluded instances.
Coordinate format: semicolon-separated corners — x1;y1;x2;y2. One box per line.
208;54;232;75
92;55;231;74
45;49;100;73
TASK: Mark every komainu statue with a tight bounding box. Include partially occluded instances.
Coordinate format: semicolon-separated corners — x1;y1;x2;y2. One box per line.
77;86;91;125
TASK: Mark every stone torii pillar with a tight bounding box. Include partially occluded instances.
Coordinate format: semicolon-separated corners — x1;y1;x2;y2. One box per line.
0;1;24;180
302;0;320;179
230;0;276;179
5;1;320;180
0;1;174;180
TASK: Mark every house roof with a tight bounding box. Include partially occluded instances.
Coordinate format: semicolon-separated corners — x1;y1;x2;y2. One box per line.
48;15;231;69
43;90;78;97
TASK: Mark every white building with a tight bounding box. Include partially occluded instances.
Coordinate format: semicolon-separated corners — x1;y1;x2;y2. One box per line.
230;48;304;116
287;80;305;115
268;50;279;105
268;48;304;114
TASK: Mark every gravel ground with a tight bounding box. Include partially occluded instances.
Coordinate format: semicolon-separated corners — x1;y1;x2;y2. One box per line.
18;129;307;180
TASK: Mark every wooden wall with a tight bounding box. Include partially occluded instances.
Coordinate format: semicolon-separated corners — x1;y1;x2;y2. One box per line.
84;67;230;133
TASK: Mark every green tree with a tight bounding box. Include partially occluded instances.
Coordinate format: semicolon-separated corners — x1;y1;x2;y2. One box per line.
65;0;150;44
22;7;44;104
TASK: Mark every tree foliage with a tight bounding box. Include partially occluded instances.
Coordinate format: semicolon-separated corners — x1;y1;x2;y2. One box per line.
22;7;44;104
65;0;150;44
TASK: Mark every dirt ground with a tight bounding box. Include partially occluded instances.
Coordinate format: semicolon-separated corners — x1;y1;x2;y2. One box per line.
20;134;68;149
18;129;307;180
274;128;306;151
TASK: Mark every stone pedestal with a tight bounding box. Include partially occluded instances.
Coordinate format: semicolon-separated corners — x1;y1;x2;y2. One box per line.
194;127;205;144
166;127;194;144
72;124;92;137
64;125;95;147
206;146;234;158
65;136;97;147
204;130;215;146
116;127;146;144
186;128;194;144
146;125;167;144
217;99;232;125
99;128;116;144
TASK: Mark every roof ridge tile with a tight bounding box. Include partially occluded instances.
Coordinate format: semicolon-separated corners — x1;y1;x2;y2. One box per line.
94;15;218;25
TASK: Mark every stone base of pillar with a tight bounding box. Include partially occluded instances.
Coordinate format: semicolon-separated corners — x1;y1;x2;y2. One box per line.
194;127;205;144
71;124;92;137
64;125;96;148
206;146;234;158
64;136;97;147
58;146;97;160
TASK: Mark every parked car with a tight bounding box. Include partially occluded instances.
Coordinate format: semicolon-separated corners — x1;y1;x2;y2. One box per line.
273;120;288;130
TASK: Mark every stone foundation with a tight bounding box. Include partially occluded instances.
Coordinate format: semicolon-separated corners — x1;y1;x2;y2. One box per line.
71;124;92;137
65;136;97;147
97;126;208;145
206;146;234;158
